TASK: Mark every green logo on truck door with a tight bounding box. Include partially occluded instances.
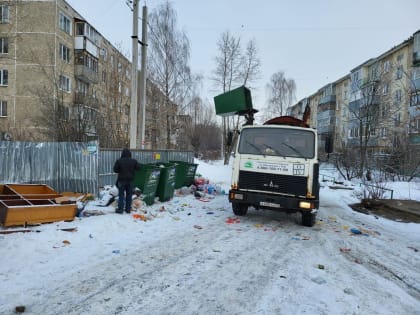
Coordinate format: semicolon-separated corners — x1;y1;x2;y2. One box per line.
244;161;253;168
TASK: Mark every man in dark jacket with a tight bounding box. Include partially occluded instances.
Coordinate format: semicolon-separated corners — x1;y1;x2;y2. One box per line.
113;148;141;214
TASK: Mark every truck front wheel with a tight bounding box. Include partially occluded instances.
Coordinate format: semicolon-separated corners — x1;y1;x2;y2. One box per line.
301;211;316;227
232;202;248;216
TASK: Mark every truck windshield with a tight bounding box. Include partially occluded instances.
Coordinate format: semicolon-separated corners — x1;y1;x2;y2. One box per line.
238;127;315;159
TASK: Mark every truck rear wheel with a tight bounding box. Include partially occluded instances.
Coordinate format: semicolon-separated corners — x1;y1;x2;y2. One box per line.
232;203;248;216
301;212;316;227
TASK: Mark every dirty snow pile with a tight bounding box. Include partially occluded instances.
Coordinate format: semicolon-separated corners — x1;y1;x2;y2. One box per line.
0;159;419;315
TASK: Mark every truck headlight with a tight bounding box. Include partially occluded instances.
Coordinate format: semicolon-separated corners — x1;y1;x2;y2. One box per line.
232;193;243;200
299;201;312;209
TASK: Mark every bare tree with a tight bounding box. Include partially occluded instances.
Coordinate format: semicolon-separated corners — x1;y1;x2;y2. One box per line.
212;31;261;164
212;31;242;93
96;45;131;148
262;71;296;121
185;97;221;158
240;39;261;88
147;1;195;149
345;60;406;178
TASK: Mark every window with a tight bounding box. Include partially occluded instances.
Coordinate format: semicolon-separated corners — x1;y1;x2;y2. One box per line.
238;127;316;159
351;71;360;91
58;104;70;121
74;51;98;72
0;37;8;54
349;127;360;138
380;104;388;118
59;75;71;92
395;65;403;80
382;83;389;95
0;5;9;23
394;112;401;126
415;118;420;132
383;60;391;73
380;127;387;137
59;12;71;34
59;43;70;63
102;70;106;82
76;22;84;36
0;100;7;116
411;93;420;106
76;80;88;96
395;89;402;103
412;67;420;81
0;69;8;86
100;48;107;61
369;126;376;136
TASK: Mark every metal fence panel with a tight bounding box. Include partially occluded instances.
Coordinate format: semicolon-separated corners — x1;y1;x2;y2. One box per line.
0;141;98;195
1;141;194;195
98;149;194;187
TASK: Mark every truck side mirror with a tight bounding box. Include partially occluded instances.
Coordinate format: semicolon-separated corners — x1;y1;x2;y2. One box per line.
227;131;233;146
325;135;333;154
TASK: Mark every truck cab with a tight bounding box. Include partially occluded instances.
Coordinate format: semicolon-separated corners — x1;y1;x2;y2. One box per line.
229;117;319;227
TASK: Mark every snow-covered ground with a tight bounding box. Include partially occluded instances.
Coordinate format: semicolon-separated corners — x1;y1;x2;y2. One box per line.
0;160;419;315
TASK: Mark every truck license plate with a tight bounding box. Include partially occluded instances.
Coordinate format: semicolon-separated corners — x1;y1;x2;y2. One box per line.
260;201;281;208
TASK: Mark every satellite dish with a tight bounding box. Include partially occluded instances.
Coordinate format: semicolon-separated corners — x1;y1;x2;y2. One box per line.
3;132;12;141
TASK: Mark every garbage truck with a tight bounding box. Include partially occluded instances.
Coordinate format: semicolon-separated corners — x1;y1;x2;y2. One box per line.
214;86;319;227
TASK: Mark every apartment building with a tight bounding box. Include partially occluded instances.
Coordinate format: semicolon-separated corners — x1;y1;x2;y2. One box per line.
292;30;420;158
0;0;134;146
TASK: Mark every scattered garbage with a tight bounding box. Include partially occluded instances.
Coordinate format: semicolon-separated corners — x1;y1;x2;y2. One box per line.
225;217;240;224
344;288;354;295
408;246;418;252
350;228;362;235
339;248;351;253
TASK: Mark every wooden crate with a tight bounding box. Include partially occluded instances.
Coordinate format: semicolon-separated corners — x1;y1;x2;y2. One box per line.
0;184;77;227
0;184;20;200
7;184;61;199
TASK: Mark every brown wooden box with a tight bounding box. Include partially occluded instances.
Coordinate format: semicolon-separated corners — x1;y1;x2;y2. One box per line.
0;184;77;227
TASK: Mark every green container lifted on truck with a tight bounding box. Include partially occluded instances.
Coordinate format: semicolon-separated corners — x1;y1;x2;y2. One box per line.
214;86;253;116
133;164;161;206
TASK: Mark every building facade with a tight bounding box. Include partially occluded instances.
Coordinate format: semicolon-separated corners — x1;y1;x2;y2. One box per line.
291;30;420;160
0;0;135;145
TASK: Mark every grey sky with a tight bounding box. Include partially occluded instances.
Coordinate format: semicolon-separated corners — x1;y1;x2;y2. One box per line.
67;0;419;109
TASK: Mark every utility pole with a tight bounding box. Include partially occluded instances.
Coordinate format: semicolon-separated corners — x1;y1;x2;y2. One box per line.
138;5;148;149
129;0;139;149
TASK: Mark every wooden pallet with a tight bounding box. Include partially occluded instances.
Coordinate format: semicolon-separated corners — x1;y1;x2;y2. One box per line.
0;184;77;227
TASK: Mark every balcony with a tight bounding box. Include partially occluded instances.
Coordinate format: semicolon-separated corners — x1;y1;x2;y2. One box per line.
74;92;99;107
319;94;336;105
74;36;98;58
413;78;420;91
413;52;420;66
349;95;380;111
74;65;99;84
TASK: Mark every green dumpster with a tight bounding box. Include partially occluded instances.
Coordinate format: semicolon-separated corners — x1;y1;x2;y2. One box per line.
156;163;176;202
172;161;198;189
133;164;161;205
